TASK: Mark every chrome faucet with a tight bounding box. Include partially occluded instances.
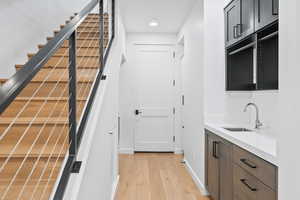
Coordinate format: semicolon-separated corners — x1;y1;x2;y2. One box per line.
243;103;263;129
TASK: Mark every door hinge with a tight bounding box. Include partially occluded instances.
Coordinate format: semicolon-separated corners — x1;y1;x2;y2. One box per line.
173;136;176;142
173;80;175;86
173;107;175;114
182;95;185;105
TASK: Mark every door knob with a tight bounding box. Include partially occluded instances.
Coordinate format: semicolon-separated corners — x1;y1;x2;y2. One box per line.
135;109;142;115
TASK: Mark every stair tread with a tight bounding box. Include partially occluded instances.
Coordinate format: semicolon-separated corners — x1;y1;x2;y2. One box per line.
16;64;99;69
0;79;94;83
28;53;100;58
0;144;67;158
0;157;63;199
14;97;87;101
0;117;68;125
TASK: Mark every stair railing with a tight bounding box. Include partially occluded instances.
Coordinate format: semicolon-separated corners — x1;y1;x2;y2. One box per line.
0;0;115;199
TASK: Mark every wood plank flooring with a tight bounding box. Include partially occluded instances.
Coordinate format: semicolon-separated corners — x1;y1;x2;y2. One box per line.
115;153;210;200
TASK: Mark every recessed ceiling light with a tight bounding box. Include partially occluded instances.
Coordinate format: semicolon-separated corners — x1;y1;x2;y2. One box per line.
149;19;159;27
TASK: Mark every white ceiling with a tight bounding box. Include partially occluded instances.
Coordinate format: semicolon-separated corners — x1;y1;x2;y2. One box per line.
120;0;197;33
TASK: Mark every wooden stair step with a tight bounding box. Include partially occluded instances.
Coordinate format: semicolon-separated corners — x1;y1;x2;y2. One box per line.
0;182;56;200
81;19;104;23
0;120;68;156
54;30;109;39
1;97;86;118
2;81;92;98
0;157;63;200
53;47;100;57
0;157;63;180
46;37;104;48
0;117;68;125
14;97;87;101
39;43;100;50
76;26;109;32
47;36;108;43
61;23;109;29
0;142;68;158
28;53;99;59
75;21;109;27
16;64;99;70
17;67;97;82
35;55;100;68
73;13;108;19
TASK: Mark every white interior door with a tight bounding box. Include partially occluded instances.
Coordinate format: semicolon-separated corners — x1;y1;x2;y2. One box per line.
134;44;175;152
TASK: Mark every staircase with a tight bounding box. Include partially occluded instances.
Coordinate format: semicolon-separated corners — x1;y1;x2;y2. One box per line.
0;13;109;200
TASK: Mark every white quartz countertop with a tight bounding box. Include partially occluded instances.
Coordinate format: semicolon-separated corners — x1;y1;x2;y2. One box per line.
205;122;278;166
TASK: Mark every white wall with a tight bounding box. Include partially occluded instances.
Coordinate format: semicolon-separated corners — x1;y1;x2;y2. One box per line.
63;3;125;199
203;0;279;138
0;0;91;78
278;0;300;199
119;33;181;154
177;0;206;192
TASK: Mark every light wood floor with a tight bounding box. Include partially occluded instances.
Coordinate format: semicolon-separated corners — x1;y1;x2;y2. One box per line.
115;153;210;200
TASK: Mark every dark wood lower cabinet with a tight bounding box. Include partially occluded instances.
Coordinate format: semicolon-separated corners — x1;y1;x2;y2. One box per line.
206;134;219;200
205;129;277;200
205;131;233;200
233;164;276;200
219;139;233;200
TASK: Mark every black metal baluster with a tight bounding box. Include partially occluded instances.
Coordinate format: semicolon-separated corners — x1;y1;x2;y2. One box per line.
68;31;78;158
68;31;82;173
99;0;104;73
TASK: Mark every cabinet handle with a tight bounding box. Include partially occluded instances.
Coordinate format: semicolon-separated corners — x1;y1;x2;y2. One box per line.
258;0;261;22
213;141;219;159
233;25;237;39
272;0;278;15
240;179;257;191
236;24;242;38
240;158;257;169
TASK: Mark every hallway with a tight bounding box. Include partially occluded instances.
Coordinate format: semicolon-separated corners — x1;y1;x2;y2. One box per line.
115;153;209;200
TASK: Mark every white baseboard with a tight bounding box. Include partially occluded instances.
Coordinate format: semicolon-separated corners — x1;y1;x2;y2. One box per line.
174;148;183;154
111;175;120;200
183;158;209;196
118;147;134;154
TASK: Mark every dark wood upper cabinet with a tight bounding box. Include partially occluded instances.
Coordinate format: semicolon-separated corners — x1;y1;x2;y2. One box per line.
239;0;255;39
255;0;279;31
225;0;241;47
225;0;254;47
225;0;278;91
225;0;278;47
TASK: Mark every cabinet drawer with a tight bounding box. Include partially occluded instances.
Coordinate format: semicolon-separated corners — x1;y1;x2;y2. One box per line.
233;145;277;190
233;164;276;200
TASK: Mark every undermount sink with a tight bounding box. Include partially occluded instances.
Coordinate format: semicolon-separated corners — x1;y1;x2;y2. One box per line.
223;127;253;132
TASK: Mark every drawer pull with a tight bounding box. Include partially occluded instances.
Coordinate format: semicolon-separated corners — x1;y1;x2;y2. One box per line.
240;159;257;169
240;179;257;192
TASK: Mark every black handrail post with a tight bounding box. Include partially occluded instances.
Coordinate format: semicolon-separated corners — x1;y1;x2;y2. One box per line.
68;31;77;158
111;0;115;40
99;0;104;74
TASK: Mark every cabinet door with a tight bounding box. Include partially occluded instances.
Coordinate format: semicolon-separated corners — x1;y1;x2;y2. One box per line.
225;0;240;47
219;139;233;200
255;0;279;31
206;134;219;200
238;0;255;39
